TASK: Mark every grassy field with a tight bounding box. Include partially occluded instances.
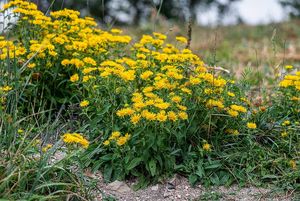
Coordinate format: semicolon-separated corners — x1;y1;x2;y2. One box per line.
124;20;300;85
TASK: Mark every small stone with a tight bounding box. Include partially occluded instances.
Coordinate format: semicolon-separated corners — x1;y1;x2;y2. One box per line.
107;180;132;193
163;191;172;198
151;184;159;191
167;174;181;190
167;182;176;190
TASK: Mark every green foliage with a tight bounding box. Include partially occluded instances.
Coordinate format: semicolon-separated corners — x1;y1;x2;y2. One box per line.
280;0;300;18
0;80;95;200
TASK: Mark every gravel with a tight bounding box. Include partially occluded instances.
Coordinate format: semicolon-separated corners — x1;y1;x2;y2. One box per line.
90;172;296;201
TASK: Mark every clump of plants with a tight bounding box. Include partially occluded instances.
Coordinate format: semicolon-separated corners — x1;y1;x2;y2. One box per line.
1;0;299;193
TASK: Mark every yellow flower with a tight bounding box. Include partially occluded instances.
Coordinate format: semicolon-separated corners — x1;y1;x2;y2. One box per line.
28;63;36;68
131;114;141;125
61;59;70;66
117;107;135;117
202;143;211;151
141;110;156;121
42;144;53;152
116;133;131;146
176;36;188;44
190;77;201;85
109;131;121;140
281;131;288;138
289;160;297;170
116;137;126;146
284;65;293;70
80;100;89;107
230;105;247;113
227;92;235;97
156;110;167;122
111;28;122;34
154;102;170;110
136;53;146;60
70;74;79;82
168;111;178;121
0;86;12;92
120;70;136;81
142;86;153;93
206;99;224;109
282;120;290;126
140;70;153;80
247;122;257;129
18;129;24;134
177;104;187;111
83;57;97;66
171;96;182;103
178;111;188;120
227;109;239;117
181;87;192;95
103;140;110;146
62;133;89;148
279;79;293;88
291;96;300;101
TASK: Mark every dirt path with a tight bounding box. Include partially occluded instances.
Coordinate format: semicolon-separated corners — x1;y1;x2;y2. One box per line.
92;173;296;201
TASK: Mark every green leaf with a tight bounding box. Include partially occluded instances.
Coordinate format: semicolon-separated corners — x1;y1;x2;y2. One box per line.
34;182;74;190
104;165;113;182
205;161;222;170
133;176;150;190
170;149;181;156
126;158;142;171
219;172;230;185
262;175;279;179
100;154;113;161
196;165;204;178
210;173;220;185
188;174;198;186
99;104;111;115
149;159;156;177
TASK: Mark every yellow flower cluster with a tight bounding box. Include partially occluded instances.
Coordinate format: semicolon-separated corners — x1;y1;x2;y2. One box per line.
1;0;250;130
1;0;132;74
62;133;89;148
247;122;257;129
279;71;300;90
202;143;211;151
42;144;53;152
80;100;89;107
1;0;258;154
0;86;12;92
103;131;131;146
227;104;247;117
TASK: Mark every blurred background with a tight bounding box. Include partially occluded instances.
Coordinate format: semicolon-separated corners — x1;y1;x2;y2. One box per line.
19;0;299;26
1;0;300;83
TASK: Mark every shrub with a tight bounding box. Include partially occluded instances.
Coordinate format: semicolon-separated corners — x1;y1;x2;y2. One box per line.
1;0;299;191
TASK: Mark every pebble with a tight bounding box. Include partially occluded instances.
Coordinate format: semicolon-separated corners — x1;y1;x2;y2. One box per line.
107;180;132;194
151;184;159;191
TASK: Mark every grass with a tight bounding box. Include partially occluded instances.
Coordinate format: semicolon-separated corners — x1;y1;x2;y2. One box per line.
124;20;300;84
